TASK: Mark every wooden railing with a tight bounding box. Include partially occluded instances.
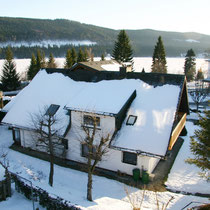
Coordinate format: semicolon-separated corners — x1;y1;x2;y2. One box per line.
168;112;187;150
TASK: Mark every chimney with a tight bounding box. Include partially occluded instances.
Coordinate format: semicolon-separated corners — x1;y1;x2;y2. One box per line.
119;66;127;77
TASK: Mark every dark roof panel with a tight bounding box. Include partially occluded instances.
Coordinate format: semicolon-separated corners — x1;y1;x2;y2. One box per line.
45;104;60;116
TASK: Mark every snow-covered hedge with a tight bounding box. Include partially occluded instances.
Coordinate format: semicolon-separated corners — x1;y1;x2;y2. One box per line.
11;174;80;210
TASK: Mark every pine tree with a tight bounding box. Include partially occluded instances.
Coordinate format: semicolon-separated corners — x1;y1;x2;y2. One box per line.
1;47;20;91
112;30;133;63
27;53;37;80
83;48;89;62
151;36;167;73
71;48;77;65
64;49;73;68
186;110;210;181
77;48;84;62
28;50;46;80
196;68;204;81
184;49;196;81
36;50;46;71
47;53;57;68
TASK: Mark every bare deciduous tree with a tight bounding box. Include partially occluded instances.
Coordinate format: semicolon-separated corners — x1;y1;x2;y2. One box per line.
30;105;66;187
189;81;209;111
0;150;11;197
124;185;174;210
78;114;110;201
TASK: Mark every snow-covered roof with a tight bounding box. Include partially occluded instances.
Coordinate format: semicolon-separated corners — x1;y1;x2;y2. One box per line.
2;70;135;134
72;60;122;71
111;82;180;157
2;69;182;156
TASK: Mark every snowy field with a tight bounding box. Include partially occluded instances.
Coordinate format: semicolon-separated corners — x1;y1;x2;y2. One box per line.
0;57;208;78
0;117;209;209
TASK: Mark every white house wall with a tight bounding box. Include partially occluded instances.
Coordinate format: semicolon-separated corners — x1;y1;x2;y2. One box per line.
66;111;160;175
18;110;160;176
20;129;65;157
20;129;37;149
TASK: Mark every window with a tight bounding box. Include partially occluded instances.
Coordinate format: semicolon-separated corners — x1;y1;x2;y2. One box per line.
81;143;96;159
12;128;21;145
83;115;100;127
45;104;60;116
126;115;137;125
122;151;137;165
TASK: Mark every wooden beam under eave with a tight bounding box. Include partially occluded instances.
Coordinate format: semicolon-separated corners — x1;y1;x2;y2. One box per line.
168;113;187;150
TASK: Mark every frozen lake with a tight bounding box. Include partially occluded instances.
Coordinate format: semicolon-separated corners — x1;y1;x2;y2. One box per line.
0;57;208;78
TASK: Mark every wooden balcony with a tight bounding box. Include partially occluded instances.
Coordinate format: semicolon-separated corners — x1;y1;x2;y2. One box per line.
168;112;187;150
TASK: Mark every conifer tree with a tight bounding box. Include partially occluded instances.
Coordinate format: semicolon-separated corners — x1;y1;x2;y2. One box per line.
77;48;84;62
71;48;77;65
112;30;133;63
64;49;73;69
151;36;167;73
186;110;210;181
36;50;46;70
28;50;46;80
83;48;89;62
47;53;57;68
184;49;196;81
27;53;37;80
1;47;20;91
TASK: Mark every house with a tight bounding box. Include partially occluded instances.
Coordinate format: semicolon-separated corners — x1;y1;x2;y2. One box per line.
1;67;189;177
70;60;133;72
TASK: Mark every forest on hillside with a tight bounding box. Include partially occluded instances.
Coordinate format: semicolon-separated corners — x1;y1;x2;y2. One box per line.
0;17;210;58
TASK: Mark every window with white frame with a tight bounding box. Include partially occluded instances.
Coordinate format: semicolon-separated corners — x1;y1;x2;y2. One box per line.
122;151;137;165
83;115;100;127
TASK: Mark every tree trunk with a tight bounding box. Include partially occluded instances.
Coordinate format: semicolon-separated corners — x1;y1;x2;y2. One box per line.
87;169;93;201
49;153;54;186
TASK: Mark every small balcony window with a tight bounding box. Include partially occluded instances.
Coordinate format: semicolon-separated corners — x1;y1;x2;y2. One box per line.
126;115;137;126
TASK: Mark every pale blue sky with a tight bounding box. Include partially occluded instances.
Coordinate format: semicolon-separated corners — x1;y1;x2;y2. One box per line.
0;0;210;35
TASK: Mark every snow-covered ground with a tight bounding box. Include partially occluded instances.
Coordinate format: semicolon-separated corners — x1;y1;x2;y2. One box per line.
0;115;209;209
166;121;210;195
0;57;208;78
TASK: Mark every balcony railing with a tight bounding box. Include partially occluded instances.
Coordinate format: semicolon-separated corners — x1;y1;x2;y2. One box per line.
168;112;187;150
